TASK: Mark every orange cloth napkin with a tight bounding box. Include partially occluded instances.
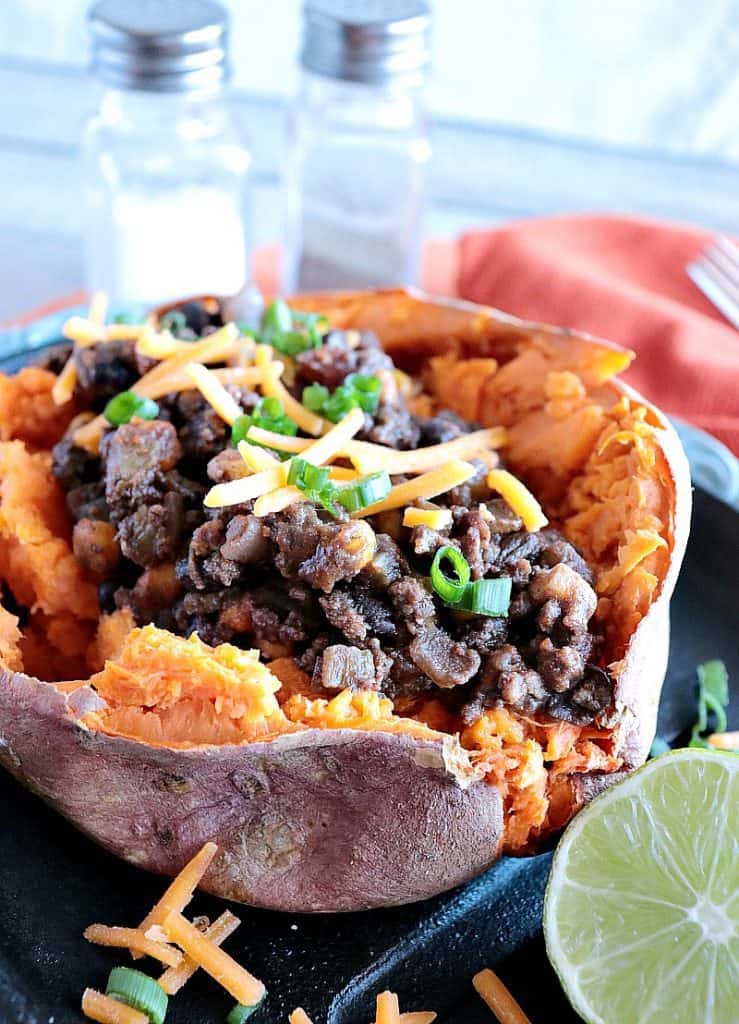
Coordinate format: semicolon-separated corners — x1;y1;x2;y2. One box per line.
458;214;739;454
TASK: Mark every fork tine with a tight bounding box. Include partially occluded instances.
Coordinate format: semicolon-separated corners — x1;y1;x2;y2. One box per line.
700;245;739;302
715;235;739;269
687;260;739;330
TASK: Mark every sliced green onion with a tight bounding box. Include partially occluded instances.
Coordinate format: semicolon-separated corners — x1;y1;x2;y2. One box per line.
288;457;330;493
459;576;512;616
160;310;188;336
103;391;159;426
260;298;292;335
334;470;391;513
430;545;471;605
302;383;330;412
346;373;381;413
106;967;168;1024
231;399;298;447
689;660;729;748
112;311;140;325
226;997;265;1024
325;383;361;423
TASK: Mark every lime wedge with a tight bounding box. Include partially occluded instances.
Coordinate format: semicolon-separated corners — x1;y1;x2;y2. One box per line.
544;749;738;1024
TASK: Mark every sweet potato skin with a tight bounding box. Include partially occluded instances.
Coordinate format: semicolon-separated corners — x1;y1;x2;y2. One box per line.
0;289;690;911
0;669;504;912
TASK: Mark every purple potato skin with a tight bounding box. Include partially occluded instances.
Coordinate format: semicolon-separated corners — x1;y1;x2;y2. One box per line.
0;669;504;912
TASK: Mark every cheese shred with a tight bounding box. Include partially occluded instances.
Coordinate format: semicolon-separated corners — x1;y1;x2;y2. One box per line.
355;460;476;518
486;469;548;532
186;362;243;426
472;968;531;1024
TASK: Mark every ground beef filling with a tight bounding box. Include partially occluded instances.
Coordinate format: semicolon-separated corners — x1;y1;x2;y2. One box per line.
52;319;611;725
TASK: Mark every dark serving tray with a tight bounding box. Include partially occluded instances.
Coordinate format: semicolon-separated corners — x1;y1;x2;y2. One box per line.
0;338;736;1023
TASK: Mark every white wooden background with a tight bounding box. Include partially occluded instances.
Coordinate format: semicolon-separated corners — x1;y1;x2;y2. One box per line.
2;0;739;319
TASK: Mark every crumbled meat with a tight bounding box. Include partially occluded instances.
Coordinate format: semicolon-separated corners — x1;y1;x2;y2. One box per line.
72;519;120;576
53;437;100;490
483;499;523;534
314;644;377;691
455;614;508;654
270;507;376;594
409;625;481;689
206;448;248;483
443;459;491;507
66;481;108;522
548;666;613;724
453;506;494;580
220;515;270;564
35;342;73;375
117;492;185;568
359;533;408;588
74;340;139;405
319;587;395;644
103;420;182;517
175;391;231;462
414;409;471;445
389;576;435;634
361;401;421;449
117;563;182;624
295;330;392;390
463;645;549;722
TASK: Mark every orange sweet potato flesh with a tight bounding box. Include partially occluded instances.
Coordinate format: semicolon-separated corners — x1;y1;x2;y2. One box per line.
0;289;689;911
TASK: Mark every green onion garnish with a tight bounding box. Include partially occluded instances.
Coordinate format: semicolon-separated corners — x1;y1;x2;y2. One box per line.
333;470;391;513
103;391;159;427
430;545;471;605
302;383;330;412
430;545;512;617
301;374;382;424
259;300;323;356
288;457;331;494
345;373;382;413
112;311;139;325
226;998;264;1024
232;398;298;448
689;660;729;748
458;576;513;616
160;310;188;336
105;967;168;1024
261;298;293;335
235;320;257;338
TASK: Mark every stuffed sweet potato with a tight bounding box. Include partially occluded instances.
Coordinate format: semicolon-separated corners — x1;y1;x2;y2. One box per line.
0;289;689;911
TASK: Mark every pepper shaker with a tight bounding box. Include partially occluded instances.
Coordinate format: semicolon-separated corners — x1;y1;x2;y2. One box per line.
283;0;432;292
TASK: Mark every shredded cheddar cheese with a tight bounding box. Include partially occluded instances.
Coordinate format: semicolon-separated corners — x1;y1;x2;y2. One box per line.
186;362;243;425
486;469;548;532
134;841;218;956
82;989;149;1024
162;910;266;1007
289;1011;314;1024
402;506;453;530
51;355;78;406
355;459;476;518
238;440;280;473
376;992;402;1024
159;909;241;995
83;924;183;967
472;968;531;1024
348;427;508;475
205;462;289;508
63;316;104;347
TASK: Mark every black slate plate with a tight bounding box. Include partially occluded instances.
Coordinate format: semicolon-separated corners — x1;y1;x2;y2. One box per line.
0;377;736;1024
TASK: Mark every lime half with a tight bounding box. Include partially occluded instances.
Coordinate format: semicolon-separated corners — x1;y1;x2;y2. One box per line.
544;749;738;1024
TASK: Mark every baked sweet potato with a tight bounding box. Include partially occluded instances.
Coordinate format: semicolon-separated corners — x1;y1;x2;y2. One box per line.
0;289;690;912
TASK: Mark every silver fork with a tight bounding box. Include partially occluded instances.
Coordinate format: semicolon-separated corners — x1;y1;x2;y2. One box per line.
686;235;739;330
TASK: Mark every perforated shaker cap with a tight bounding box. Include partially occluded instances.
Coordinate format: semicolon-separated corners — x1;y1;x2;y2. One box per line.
301;0;431;86
88;0;229;92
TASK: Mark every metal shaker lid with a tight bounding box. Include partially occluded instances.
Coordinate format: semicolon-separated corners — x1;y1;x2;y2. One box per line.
301;0;431;87
88;0;229;92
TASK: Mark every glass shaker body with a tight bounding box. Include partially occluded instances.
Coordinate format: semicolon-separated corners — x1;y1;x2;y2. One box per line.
283;70;431;293
82;87;252;306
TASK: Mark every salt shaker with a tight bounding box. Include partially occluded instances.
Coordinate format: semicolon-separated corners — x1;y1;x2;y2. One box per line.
83;0;252;306
283;0;432;292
